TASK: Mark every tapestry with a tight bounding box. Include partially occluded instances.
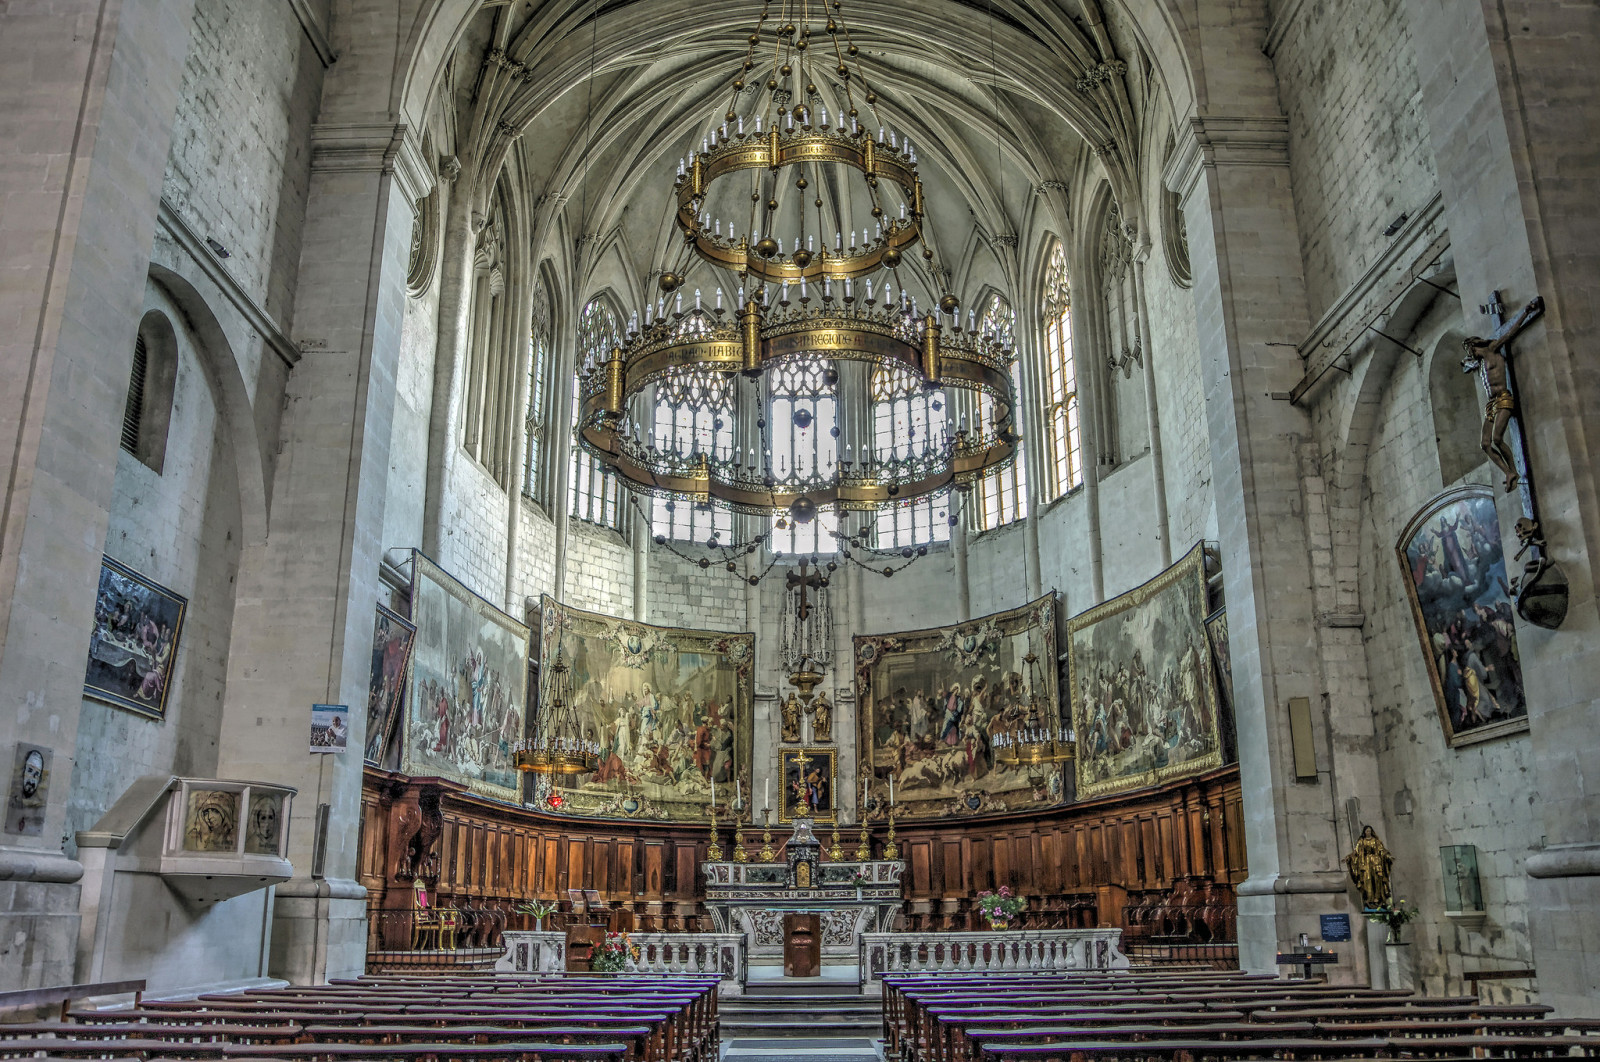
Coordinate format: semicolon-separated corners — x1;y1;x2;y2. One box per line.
1068;542;1224;799
1205;608;1233;713
365;604;416;765
401;552;530;803
779;747;837;824
538;596;753;822
1396;486;1526;746
83;556;187;721
855;595;1061;821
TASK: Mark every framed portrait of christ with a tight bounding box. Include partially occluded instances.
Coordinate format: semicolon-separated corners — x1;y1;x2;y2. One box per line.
400;552;530;803
1396;486;1527;746
1067;542;1225;799
854;595;1062;821
537;596;753;823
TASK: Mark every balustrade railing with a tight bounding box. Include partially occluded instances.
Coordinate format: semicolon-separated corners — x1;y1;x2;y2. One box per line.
497;930;747;992
496;930;567;974
860;928;1128;981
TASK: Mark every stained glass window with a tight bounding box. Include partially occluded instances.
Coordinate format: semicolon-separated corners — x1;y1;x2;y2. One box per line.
974;294;1029;529
569;298;623;528
1042;245;1083;496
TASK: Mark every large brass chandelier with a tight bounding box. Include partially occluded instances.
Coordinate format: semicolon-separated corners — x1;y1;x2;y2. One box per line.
574;0;1019;550
993;643;1075;780
515;640;599;776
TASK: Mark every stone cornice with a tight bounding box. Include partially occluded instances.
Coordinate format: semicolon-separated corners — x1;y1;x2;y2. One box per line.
156;198;300;368
1289;192;1449;404
1163;113;1291;202
310;123;435;209
285;0;336;68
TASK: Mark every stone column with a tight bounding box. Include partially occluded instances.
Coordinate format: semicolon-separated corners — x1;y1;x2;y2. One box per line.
1168;108;1376;984
1397;0;1600;1015
0;0;197;991
215;123;432;985
1132;256;1172;568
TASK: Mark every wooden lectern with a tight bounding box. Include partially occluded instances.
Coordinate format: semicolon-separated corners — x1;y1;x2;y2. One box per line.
783;912;821;977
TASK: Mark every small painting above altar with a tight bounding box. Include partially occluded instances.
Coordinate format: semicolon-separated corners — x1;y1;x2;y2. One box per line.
779;747;836;824
1067;542;1225;799
539;596;753;823
855;595;1061;821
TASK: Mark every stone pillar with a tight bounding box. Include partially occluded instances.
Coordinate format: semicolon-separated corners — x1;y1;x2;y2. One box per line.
1168;102;1377;985
1397;0;1600;1015
1132;257;1172;568
0;0;197;990
216;123;432;985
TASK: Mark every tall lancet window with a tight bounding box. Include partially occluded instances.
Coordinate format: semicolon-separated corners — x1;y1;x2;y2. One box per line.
523;290;551;501
872;364;950;547
974;294;1028;530
651;367;735;542
1042;244;1083;497
768;358;839;555
570;297;623;529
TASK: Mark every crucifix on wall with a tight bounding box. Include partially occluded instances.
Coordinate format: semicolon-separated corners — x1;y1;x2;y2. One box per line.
1460;290;1567;629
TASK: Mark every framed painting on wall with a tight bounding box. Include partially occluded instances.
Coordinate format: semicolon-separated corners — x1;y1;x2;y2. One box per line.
365;603;416;765
1067;542;1225;799
854;595;1062;821
400;552;530;803
1395;486;1527;746
83;556;187;721
538;596;753;823
778;747;837;824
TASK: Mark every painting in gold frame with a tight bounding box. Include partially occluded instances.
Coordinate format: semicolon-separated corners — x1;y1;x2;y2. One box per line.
778;747;837;824
1067;542;1225;799
855;595;1061;821
538;596;753;823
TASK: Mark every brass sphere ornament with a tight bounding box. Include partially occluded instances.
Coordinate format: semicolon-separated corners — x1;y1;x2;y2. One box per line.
939;293;960;315
659;272;682;293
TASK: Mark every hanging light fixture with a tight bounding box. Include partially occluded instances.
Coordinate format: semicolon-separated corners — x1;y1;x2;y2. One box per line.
516;637;600;776
778;558;833;701
992;644;1074;778
574;0;1019;575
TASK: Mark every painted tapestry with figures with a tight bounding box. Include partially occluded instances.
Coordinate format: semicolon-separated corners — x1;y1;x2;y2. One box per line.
1396;486;1526;746
1067;542;1225;799
400;552;530;803
538;596;753;822
855;595;1061;821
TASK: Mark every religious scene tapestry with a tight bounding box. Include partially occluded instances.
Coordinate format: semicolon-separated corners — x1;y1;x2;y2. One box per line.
538;596;753;822
855;595;1061;821
1396;486;1526;746
83;556;187;720
1068;542;1225;799
400;552;530;803
365;604;416;765
779;747;836;824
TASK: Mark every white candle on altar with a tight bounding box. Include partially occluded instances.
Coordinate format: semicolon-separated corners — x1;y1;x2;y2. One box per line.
765;778;770;809
711;780;716;811
889;772;895;806
863;775;869;809
737;779;742;804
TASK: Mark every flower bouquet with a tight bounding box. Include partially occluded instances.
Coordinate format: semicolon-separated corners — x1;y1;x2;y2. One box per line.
975;886;1026;930
1365;898;1419;944
592;930;642;973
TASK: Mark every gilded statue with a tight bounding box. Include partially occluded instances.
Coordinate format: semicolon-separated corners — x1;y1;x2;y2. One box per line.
809;690;834;743
780;692;802;744
1343;824;1394;911
1460;295;1543;493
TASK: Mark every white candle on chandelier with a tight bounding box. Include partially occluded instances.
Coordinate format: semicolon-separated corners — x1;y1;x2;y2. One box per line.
694;289;702;311
900;203;907;221
864;278;873;300
716;287;724;310
737;116;744;135
835;231;843;251
781;279;790;302
737;285;746;306
807;235;813;252
823;277;831;298
657;298;666;318
675;293;683;314
755;116;762;133
844;277;853;298
787;112;794;131
799;277;807;299
819;105;827;127
702;136;709;153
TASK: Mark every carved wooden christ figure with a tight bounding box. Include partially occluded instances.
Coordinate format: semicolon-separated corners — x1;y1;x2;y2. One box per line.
1460;294;1543;493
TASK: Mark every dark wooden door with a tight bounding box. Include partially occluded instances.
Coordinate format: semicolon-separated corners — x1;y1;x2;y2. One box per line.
565;924;604;972
783;913;821;977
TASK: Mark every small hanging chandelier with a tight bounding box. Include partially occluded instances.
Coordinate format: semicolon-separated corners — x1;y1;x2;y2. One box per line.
992;647;1074;775
574;0;1018;563
516;639;599;775
779;558;833;701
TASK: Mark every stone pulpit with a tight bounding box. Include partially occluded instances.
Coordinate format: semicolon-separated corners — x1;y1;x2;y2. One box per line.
702;817;903;971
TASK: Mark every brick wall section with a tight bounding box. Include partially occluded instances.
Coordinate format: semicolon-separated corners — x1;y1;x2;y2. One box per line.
1272;0;1439;321
160;0;320;322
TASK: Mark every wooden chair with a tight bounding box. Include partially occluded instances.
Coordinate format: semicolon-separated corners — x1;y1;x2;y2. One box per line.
411;879;458;950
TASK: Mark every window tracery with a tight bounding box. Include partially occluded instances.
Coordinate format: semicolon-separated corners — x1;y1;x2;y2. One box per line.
872;365;951;547
570;298;623;528
769;358;839;555
651;367;735;541
1042;244;1083;497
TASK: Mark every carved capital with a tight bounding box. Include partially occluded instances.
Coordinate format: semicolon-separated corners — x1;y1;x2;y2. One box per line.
310;123;435;209
1164;113;1291;203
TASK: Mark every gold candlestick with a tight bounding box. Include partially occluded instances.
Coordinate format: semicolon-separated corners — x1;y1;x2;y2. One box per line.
758;807;777;863
706;806;723;862
732;810;749;863
855;817;872;861
883;808;900;861
827;821;844;862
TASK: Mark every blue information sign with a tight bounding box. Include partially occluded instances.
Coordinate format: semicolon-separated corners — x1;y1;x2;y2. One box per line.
1320;913;1352;942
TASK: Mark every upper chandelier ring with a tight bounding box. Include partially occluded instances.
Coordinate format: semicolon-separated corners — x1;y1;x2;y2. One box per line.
676;126;925;284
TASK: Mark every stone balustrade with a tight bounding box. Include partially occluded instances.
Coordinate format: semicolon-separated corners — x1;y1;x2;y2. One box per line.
497;930;747;993
860;928;1129;979
496;930;566;973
